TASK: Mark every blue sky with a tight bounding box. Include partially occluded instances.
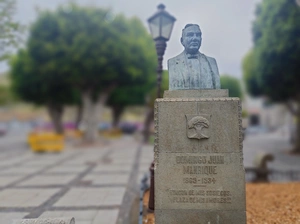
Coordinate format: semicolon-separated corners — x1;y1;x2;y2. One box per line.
1;0;261;78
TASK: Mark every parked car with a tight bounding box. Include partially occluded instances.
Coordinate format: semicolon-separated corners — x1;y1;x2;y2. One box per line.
119;122;138;134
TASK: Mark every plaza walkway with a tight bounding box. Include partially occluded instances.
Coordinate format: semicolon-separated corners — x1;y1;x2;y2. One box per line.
0;135;153;224
0;130;299;223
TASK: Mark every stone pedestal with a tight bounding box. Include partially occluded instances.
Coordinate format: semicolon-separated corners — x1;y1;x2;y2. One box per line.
154;90;246;224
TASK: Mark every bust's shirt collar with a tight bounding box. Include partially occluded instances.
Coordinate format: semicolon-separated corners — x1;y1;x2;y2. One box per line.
185;51;200;59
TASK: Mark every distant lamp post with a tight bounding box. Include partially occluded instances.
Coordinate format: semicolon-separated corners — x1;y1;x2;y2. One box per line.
147;4;176;212
148;3;176;98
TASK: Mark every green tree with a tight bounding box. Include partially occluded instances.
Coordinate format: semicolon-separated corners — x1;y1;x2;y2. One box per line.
0;85;12;105
0;73;14;105
106;17;157;128
20;4;156;142
242;50;262;97
243;0;300;152
107;82;155;128
0;0;23;60
10;49;80;134
220;75;243;98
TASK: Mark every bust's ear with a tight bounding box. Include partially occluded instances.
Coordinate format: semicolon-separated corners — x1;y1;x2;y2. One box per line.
180;37;184;46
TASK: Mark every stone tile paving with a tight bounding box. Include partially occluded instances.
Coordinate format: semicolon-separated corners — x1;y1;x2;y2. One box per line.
17;174;77;187
1;131;299;223
82;174;129;185
243;132;300;171
0;189;60;207
0;176;24;187
0;213;29;224
0;136;154;224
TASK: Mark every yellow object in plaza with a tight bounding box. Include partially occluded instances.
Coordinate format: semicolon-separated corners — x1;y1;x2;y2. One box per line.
100;128;122;139
28;132;64;152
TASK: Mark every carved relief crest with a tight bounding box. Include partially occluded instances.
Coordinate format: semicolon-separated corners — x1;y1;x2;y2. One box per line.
186;114;211;140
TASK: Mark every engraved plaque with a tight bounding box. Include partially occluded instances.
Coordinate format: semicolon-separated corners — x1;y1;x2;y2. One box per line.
154;93;246;224
186;114;211;140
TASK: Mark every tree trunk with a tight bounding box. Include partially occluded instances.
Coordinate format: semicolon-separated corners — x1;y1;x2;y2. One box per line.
294;101;300;153
112;105;124;128
285;100;300;153
82;90;98;143
47;103;64;134
75;104;83;130
82;85;116;143
143;106;154;143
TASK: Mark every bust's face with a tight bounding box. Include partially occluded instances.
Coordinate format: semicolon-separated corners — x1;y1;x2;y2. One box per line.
181;25;202;54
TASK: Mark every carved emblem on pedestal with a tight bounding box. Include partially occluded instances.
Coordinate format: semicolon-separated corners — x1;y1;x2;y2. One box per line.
186;114;211;140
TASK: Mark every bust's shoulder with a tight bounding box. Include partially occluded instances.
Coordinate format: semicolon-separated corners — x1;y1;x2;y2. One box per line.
202;54;217;64
168;52;185;64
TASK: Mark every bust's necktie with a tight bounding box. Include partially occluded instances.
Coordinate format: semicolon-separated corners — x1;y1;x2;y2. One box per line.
188;55;198;59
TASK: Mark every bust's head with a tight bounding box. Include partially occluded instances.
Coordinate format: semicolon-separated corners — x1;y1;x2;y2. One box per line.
181;24;202;55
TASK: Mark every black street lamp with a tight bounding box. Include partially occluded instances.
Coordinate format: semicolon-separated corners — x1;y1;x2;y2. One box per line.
147;4;176;212
148;3;176;98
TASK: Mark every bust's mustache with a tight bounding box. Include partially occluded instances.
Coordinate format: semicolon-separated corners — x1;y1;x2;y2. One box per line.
188;41;200;46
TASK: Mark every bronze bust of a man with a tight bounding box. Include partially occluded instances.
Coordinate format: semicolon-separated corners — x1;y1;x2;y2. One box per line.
168;24;220;90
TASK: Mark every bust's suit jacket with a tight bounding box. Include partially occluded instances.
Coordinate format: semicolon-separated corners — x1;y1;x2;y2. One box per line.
168;51;220;90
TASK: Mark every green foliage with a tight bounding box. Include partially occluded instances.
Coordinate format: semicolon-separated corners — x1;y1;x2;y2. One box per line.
244;0;300;102
242;50;262;97
27;4;156;100
220;75;243;99
106;17;157;107
0;84;13;105
0;0;24;60
11;3;156;107
241;110;248;118
10;49;80;106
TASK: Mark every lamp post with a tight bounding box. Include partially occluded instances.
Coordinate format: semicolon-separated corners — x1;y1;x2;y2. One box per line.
148;3;176;98
147;3;176;211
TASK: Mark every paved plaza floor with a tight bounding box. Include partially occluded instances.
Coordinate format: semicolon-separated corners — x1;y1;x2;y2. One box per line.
0;135;153;224
0;131;299;224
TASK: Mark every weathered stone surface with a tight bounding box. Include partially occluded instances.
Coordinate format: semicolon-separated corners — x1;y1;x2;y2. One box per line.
156;152;245;210
156;210;246;224
154;92;246;223
168;24;221;90
155;98;242;154
164;89;228;98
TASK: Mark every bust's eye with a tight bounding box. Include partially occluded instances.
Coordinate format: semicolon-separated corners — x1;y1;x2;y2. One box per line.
187;33;193;37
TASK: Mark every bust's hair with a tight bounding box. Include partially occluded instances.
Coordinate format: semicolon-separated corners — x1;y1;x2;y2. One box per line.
182;24;202;37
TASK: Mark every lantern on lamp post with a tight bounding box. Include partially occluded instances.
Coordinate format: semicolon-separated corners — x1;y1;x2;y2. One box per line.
148;3;176;98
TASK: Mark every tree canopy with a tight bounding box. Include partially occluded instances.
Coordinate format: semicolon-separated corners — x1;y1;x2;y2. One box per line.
10;49;80;133
27;4;156;96
220;75;243;99
243;0;300;152
9;3;157;139
10;50;79;106
244;0;300;102
0;0;23;60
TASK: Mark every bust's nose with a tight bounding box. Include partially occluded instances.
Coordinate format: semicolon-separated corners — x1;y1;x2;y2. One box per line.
191;34;199;41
